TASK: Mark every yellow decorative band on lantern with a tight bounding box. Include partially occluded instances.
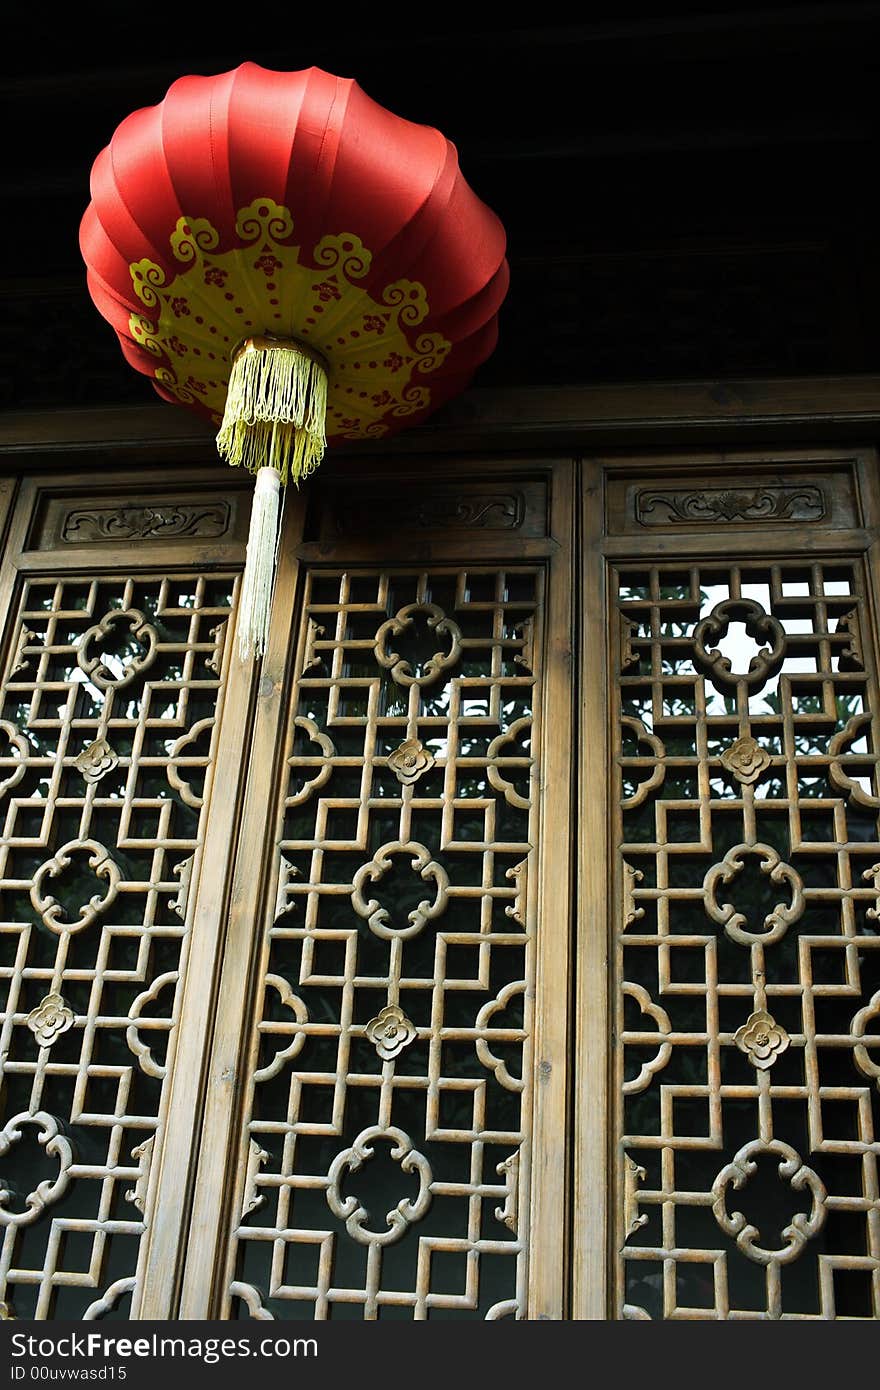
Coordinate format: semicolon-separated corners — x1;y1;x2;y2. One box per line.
126;198;450;444
216;336;329;484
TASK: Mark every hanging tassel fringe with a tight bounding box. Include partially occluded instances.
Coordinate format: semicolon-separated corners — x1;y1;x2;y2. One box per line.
218;336;329;662
216;336;328;484
237;464;283;662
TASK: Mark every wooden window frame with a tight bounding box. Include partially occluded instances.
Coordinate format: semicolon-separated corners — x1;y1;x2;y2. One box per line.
1;376;878;1322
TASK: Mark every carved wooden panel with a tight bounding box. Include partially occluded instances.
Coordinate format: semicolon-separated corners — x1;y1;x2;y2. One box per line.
635;484;826;526
30;490;248;552
308;476;549;545
0;571;237;1318
614;559;880;1319
60;503;231;544
605;464;860;536
222;567;540;1319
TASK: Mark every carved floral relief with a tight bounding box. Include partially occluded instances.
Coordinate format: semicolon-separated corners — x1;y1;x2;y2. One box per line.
26;993;75;1048
733;1010;790;1070
387;738;435;785
364;1005;417;1061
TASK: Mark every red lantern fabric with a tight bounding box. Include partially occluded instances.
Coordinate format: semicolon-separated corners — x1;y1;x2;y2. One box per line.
79;62;509;443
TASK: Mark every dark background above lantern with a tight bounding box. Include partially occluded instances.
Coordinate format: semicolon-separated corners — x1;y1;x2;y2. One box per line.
4;3;880;415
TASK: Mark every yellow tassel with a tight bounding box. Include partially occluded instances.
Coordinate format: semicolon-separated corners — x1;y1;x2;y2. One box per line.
216;336;328;485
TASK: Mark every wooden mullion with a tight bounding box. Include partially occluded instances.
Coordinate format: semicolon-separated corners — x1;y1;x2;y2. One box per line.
176;491;307;1319
133;575;255;1319
602;531;872;561
524;458;576;1319
572;457;612;1319
15;543;251;574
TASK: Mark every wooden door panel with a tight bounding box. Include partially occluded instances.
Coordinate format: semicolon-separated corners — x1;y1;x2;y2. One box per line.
7;443;874;1321
0;468;249;1321
597;450;880;1321
182;459;575;1320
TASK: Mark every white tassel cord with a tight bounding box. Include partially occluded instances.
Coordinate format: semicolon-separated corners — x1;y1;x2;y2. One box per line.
237;464;283;662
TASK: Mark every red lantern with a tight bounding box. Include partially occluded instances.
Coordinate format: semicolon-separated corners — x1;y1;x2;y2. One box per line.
80;62;509;656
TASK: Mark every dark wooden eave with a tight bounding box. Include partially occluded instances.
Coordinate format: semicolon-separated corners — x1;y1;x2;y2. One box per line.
4;6;880;415
3;377;880;472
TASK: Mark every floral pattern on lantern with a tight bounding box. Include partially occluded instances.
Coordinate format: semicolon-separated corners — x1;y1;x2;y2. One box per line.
126;201;451;439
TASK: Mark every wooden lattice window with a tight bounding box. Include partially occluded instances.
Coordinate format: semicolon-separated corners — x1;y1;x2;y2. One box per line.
2;446;878;1321
0;569;237;1317
222;567;542;1319
597;454;880;1321
0;459;572;1322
